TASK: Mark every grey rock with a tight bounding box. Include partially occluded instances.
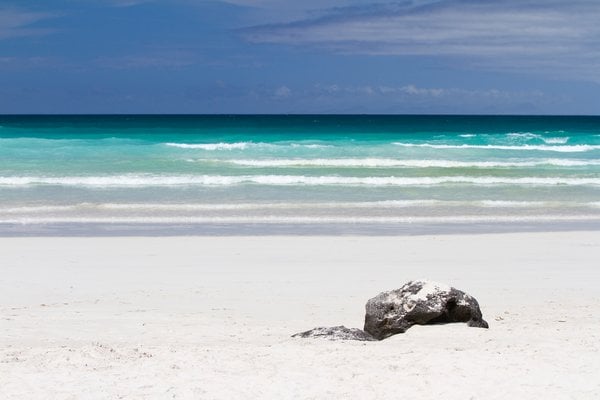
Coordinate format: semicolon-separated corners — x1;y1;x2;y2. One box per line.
364;280;488;340
292;325;377;341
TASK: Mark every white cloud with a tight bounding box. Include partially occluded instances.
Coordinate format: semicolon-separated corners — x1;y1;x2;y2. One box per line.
242;0;600;80
0;56;57;68
398;85;444;97
292;82;551;113
0;8;56;40
273;85;292;99
95;51;197;69
105;0;153;7
218;0;368;10
309;83;544;101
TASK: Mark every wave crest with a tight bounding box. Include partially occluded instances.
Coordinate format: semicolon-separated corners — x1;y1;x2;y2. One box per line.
164;142;332;150
165;142;250;150
392;143;599;152
2;175;599;187
3;215;600;225
218;158;600;168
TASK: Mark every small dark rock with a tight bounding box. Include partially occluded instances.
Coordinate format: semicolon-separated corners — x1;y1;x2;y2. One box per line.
364;280;488;340
292;325;377;341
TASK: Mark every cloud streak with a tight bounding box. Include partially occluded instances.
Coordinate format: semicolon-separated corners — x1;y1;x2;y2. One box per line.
95;53;197;69
308;83;544;101
242;0;600;80
0;7;56;40
105;0;154;7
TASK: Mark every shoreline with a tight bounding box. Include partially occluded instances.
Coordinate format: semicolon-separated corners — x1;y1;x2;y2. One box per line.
1;219;600;236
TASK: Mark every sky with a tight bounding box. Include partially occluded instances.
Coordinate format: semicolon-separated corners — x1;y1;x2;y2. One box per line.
1;0;600;114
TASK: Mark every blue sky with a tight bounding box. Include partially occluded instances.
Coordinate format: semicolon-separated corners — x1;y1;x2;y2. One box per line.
1;0;599;114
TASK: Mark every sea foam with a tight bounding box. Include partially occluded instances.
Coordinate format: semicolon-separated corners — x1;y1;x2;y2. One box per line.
542;137;569;144
164;142;250;150
1;175;599;187
392;143;599;152
506;133;570;144
3;214;600;225
164;142;332;150
4;200;599;214
221;158;600;168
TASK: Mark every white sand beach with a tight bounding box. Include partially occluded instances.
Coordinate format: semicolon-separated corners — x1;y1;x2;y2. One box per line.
1;232;599;399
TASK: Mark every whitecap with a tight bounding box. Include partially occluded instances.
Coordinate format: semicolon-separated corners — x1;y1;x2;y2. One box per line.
5;200;599;215
164;142;332;151
2;175;599;187
290;143;332;149
96;200;446;210
164;142;250;150
392;143;600;152
219;158;600;168
542;137;569;144
4;214;600;225
0;205;77;214
506;132;541;139
477;200;546;208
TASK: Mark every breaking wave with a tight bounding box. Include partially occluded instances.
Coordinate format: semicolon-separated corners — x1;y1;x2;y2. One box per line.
3;200;600;214
2;175;599;187
219;158;600;168
392;143;599;152
3;215;600;225
164;142;332;150
164;142;251;150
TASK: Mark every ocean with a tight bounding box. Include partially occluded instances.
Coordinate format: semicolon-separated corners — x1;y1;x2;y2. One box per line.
1;115;599;235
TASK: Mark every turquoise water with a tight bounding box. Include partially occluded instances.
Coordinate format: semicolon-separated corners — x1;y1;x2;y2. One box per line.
1;115;599;234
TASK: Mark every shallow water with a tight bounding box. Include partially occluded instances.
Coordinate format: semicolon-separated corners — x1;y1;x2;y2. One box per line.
1;115;599;234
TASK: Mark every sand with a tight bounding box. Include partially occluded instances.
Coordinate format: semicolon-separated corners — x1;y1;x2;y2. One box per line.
1;232;599;399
